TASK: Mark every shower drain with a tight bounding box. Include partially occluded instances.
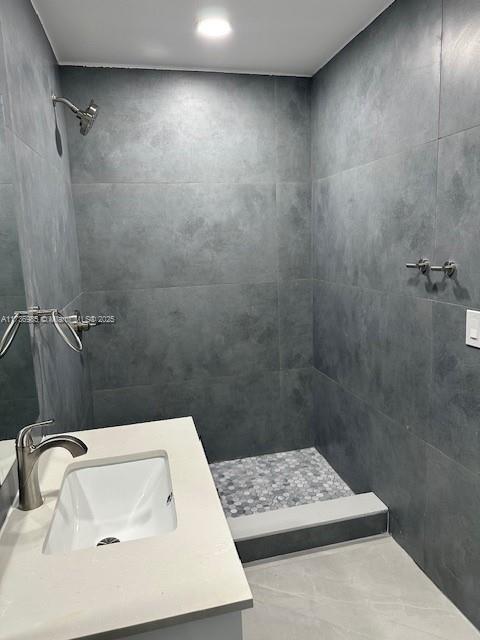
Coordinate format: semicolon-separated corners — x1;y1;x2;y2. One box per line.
97;537;120;546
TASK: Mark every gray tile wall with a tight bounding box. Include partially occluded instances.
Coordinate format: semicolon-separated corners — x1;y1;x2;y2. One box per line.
0;0;92;435
311;0;479;627
60;67;313;461
0;21;37;438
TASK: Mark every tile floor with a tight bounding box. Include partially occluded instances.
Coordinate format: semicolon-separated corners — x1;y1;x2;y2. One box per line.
210;448;353;517
243;537;479;639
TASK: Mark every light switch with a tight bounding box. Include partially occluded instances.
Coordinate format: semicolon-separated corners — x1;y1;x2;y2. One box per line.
466;310;480;348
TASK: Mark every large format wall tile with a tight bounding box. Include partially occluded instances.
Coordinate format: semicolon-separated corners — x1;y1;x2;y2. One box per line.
440;0;480;137
427;302;480;476
277;182;311;281
311;0;480;626
0;120;13;184
425;446;480;629
93;368;313;462
311;0;441;179
313;369;427;565
74;182;277;290
84;283;279;390
275;77;310;181
279;279;312;369
313;281;383;401
64;65;313;461
369;410;428;566
0;184;24;297
279;368;314;451
435;126;480;307
0;0;90;451
313;370;373;493
61;68;276;184
313;143;437;296
0;294;37;403
1;0;68;171
14;137;81;309
313;282;432;434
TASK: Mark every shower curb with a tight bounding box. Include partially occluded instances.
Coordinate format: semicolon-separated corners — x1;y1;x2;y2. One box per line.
228;493;388;563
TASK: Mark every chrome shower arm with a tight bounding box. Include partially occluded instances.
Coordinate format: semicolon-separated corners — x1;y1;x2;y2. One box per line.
52;95;81;114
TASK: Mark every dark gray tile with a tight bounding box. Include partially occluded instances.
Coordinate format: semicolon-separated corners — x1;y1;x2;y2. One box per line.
94;371;283;463
440;0;480;137
14;137;81;309
434;126;480;306
314;364;426;562
0;395;38;440
313;143;437;297
379;293;432;432
0;124;13;184
84;283;279;390
275;77;310;181
0;19;8;124
313;282;432;433
312;370;373;494
313;281;383;404
311;0;441;178
1;0;67;170
277;182;311;281
424;446;480;629
423;302;480;475
61;67;276;184
30;298;93;433
0;184;25;297
0;294;37;399
93;385;160;428
74;182;277;290
159;371;283;462
279;368;314;450
279;280;312;369
370;410;428;566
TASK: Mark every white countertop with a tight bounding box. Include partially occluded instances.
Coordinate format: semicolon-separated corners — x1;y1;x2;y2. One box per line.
0;439;14;485
0;418;253;640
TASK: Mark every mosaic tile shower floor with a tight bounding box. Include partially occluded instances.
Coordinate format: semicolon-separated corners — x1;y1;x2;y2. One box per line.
210;448;354;518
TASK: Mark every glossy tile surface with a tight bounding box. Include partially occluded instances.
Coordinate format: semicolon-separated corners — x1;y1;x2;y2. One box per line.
243;537;480;639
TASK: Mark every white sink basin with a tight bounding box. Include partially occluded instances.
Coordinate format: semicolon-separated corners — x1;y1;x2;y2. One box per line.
43;454;177;554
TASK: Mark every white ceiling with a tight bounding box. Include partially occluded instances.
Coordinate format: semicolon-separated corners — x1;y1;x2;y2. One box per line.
32;0;394;77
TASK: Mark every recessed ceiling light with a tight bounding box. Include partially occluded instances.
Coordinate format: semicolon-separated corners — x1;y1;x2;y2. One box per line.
197;17;232;39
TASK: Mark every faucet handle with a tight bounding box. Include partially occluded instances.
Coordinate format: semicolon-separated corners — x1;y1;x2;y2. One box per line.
16;420;55;448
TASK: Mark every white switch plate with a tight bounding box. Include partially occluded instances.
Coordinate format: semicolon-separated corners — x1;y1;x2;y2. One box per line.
466;310;480;348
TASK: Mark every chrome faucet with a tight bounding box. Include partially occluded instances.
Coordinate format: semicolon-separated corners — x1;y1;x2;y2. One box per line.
16;420;88;511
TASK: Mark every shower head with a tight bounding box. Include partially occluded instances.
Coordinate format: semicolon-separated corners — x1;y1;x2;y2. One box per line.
78;99;98;135
52;95;99;136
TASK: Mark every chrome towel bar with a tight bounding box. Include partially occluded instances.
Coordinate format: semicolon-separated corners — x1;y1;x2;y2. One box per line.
0;307;96;358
